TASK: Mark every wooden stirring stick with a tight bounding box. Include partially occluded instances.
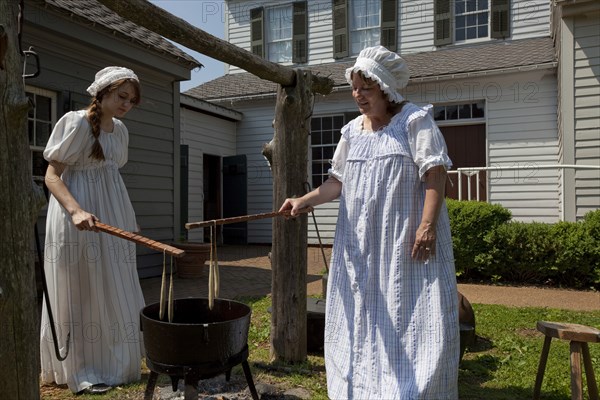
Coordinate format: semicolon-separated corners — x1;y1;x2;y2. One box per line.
185;207;314;230
95;222;185;258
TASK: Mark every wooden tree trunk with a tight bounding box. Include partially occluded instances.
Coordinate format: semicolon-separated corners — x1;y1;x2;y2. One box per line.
0;2;44;398
268;70;313;362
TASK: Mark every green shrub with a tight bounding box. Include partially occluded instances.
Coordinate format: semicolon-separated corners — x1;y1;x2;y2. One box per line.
446;199;512;278
550;211;600;288
448;202;599;290
478;222;556;284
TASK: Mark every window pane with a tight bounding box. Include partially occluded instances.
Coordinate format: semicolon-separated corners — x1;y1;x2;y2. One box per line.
478;0;488;10
473;102;485;118
455;1;465;14
447;105;458;120
334;130;341;143
456;28;465;41
434;106;446;121
456;15;465;29
323;117;332;130
466;0;477;12
37;95;51;121
459;104;471;119
478;25;488;37
467;14;477;26
36;121;51;147
311;118;321;131
312;147;322;161
323;146;334;160
333;115;344;128
311;132;321;145
466;27;477;39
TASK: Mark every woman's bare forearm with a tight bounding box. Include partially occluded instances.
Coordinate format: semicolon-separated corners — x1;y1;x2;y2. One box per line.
279;177;342;215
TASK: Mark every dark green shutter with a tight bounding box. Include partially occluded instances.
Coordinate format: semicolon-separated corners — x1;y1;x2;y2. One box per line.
434;0;452;46
333;0;348;59
380;0;397;51
293;2;308;63
250;7;264;58
491;0;510;39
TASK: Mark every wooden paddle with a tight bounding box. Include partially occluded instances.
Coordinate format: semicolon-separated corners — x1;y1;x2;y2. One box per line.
185;207;314;230
95;222;185;258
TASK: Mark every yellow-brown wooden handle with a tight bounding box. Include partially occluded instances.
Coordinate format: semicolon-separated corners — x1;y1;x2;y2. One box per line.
95;222;185;258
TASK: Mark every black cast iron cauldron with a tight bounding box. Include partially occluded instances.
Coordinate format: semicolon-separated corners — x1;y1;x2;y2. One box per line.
141;298;258;400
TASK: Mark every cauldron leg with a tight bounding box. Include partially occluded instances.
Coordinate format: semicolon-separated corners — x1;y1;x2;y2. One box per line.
144;371;158;400
242;361;259;400
183;369;200;400
170;376;180;392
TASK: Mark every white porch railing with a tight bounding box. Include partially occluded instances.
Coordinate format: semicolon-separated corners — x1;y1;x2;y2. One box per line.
447;164;600;201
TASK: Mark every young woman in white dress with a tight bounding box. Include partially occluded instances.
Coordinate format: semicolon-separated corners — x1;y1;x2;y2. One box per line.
40;67;145;395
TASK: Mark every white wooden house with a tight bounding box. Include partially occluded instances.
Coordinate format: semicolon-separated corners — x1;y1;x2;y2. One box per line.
25;0;201;277
182;0;599;245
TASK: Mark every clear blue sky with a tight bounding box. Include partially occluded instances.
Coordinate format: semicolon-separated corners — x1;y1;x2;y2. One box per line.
149;0;226;91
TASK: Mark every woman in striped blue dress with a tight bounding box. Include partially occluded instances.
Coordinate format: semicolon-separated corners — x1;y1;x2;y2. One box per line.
279;46;460;399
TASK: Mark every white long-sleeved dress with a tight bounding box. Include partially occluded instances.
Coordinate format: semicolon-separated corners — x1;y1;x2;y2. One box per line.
40;110;145;393
325;103;460;399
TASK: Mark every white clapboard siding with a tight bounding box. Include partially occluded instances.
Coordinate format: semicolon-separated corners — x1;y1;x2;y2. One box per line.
226;100;277;243
226;0;552;74
573;15;600;218
180;107;237;242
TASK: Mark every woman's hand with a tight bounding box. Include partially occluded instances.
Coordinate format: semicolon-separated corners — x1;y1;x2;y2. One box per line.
71;209;99;232
412;222;436;262
278;197;308;217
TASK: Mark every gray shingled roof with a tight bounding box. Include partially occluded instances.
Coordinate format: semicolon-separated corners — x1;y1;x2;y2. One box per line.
185;37;555;101
44;0;200;68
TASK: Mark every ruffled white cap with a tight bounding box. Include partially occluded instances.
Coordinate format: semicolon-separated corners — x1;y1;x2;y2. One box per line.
345;46;410;103
86;66;139;97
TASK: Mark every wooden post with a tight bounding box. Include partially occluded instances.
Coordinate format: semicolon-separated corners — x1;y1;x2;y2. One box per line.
0;2;45;398
267;69;313;362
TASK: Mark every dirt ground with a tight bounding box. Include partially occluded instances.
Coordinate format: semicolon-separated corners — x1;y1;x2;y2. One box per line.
141;245;599;312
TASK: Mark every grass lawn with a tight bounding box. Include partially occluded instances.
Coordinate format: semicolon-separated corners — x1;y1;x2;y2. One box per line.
41;296;600;399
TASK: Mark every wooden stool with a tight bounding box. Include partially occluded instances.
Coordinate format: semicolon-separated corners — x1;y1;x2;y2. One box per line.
533;321;600;400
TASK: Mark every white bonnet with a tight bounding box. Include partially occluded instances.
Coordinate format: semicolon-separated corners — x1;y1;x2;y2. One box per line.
86;66;139;97
345;46;410;103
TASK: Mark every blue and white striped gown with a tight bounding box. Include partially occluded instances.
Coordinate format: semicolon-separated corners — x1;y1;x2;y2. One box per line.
325;103;460;399
40;111;145;393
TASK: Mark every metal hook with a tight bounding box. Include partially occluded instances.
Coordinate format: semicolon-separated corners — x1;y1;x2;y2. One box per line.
22;47;40;79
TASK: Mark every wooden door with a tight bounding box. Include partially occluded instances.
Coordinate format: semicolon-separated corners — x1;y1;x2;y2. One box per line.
440;124;487;201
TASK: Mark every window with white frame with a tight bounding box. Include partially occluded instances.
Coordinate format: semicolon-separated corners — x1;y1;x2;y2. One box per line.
455;0;489;42
310;115;345;188
251;2;308;64
266;5;293;63
433;101;485;122
333;0;398;59
434;0;509;46
27;87;57;178
349;0;381;55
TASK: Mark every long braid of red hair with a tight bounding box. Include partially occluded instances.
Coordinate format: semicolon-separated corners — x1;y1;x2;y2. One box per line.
87;98;105;161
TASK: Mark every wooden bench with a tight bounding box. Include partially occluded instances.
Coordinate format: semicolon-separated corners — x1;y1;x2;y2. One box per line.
534;321;600;400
